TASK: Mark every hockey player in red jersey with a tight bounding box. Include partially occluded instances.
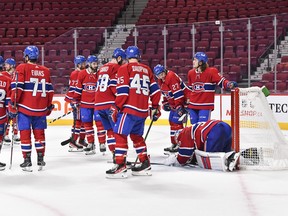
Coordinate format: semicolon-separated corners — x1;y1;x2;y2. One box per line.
95;48;127;155
153;64;189;153
187;52;237;124
73;55;98;155
2;58;20;145
106;46;161;178
163;120;240;171
64;55;87;151
0;56;4;72
9;45;54;171
0;71;11;171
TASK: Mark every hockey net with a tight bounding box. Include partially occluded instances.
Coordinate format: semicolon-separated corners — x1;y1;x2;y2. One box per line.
231;87;288;170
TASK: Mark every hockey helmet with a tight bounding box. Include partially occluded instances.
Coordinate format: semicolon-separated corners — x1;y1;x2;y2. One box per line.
125;46;140;59
153;64;165;77
74;55;86;65
87;55;98;64
23;46;39;60
4;58;16;67
112;48;126;59
194;52;208;64
0;56;4;66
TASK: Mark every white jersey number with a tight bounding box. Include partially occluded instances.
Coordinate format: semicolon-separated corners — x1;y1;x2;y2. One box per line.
97;74;109;92
0;89;6;102
30;78;46;97
130;74;149;96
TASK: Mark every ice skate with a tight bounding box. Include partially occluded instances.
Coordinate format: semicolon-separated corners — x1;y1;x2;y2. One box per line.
226;152;240;171
164;144;179;153
77;138;88;147
0;162;6;171
20;154;32;172
131;159;152;176
99;143;106;153
84;143;96;155
37;152;46;171
3;135;11;145
12;134;21;144
106;163;128;179
68;140;84;152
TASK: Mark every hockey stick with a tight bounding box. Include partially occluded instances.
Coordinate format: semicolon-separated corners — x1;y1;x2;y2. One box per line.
60;109;77;146
9;71;18;170
48;110;72;124
132;119;154;167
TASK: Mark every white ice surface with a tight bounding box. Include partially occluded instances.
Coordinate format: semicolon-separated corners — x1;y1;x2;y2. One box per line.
1;126;288;216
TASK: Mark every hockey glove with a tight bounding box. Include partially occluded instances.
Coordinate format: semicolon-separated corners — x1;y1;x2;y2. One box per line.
8;103;18;118
70;101;79;112
226;81;238;90
109;105;120;123
176;105;186;117
163;154;181;166
46;104;55;116
162;102;171;112
149;106;161;121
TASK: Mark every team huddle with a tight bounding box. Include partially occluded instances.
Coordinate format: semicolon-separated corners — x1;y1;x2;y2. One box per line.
0;45;239;178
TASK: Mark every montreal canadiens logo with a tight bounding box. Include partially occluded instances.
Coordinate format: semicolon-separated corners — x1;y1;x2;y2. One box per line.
192;82;205;92
84;83;96;92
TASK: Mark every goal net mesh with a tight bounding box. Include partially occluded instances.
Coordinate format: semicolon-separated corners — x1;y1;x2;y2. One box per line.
232;87;288;170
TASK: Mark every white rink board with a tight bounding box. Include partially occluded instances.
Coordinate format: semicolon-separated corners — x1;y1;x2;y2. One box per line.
49;94;288;129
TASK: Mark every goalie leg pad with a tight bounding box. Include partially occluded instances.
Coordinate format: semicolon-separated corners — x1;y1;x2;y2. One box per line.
195;149;227;171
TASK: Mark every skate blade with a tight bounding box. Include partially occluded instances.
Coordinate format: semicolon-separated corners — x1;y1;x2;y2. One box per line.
85;150;96;155
132;168;152;176
106;172;128;179
68;148;83;152
38;166;44;171
0;167;6;171
3;142;11;145
22;167;33;172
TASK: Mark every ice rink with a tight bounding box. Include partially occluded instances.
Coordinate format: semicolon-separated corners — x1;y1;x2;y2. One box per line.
1;125;288;216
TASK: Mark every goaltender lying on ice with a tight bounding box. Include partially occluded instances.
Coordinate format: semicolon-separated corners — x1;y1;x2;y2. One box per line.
162;120;240;172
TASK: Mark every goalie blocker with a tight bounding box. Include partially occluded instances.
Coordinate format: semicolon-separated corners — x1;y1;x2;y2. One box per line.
163;120;240;171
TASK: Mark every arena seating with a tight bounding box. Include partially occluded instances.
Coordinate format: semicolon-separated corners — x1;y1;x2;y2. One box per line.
1;0;288;92
0;0;128;93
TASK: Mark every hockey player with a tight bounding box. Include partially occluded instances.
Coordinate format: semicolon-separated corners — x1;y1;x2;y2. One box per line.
106;46;161;178
187;52;237;124
8;45;54;171
0;71;12;171
73;55;98;155
0;56;4;71
153;64;189;153
2;58;20;145
95;48;127;156
64;55;87;151
163;120;240;171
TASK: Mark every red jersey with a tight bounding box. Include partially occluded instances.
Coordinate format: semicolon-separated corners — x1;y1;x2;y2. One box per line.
0;74;11;124
65;69;80;103
74;69;97;109
11;63;54;116
94;62;119;110
115;62;161;118
1;71;12;79
157;70;189;108
177;120;220;164
187;67;229;110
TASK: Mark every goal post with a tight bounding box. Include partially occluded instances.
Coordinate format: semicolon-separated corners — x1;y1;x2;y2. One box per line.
231;87;288;170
